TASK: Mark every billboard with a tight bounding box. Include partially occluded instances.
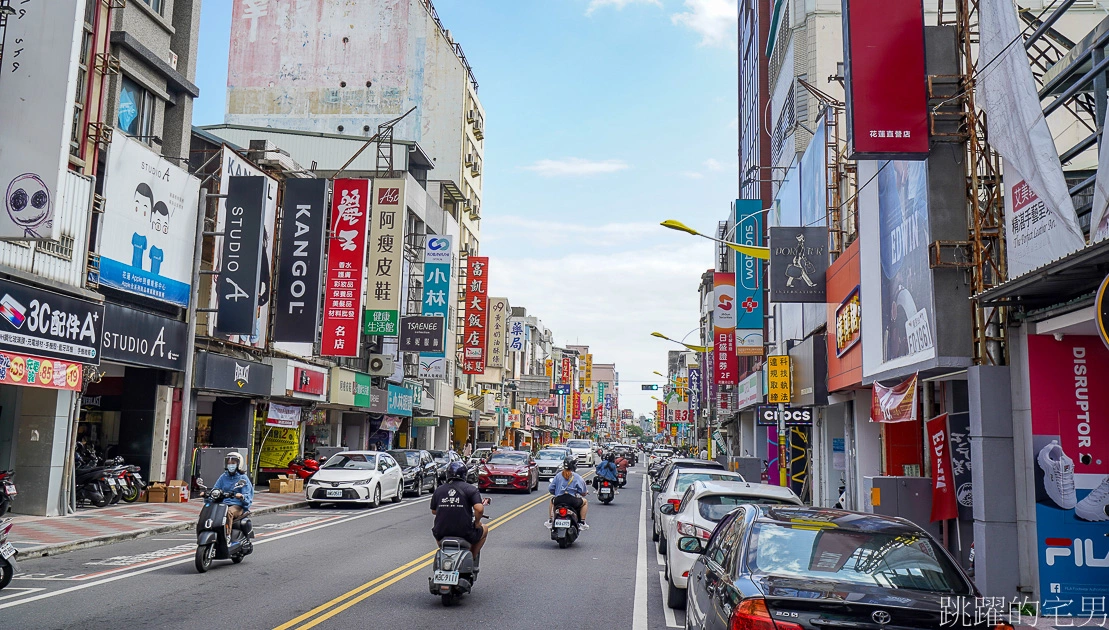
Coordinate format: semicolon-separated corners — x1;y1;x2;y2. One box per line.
214;177;267;335
713;273;737;385
842;0;929;158
320;179;369;356
734;199;765;355
769;227;828;303
0;0;83;240
800;117;829;228
100;135;200;307
272;178;327;343
462;257;489;374
364;179;405;336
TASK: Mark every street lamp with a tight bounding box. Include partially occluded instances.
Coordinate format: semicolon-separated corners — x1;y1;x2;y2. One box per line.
660;220;770;260
650;331;710;353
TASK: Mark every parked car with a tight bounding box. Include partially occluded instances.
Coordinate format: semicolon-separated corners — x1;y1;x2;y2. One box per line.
535;447;572;479
650;458;725;520
428;450;462;484
388;449;438;496
659;480;803;609
478;450;539;493
683;506;988;629
468;448;492;466
305;451;403;508
648;447;674;468
652;469;745;546
564;439;596;467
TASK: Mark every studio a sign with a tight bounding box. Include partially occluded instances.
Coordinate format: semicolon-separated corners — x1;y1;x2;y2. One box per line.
101;303;187;371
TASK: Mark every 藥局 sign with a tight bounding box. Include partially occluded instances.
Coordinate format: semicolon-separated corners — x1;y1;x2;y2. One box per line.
100;135;200;307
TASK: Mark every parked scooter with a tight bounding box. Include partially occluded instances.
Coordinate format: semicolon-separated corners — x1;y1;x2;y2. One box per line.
194;478;254;573
75;454;120;508
0;518;16;590
428;497;490;606
286;456;321;480
550;503;581;548
112;462;145;503
0;470;16;515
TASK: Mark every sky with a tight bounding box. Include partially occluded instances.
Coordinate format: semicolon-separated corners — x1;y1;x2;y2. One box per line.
193;0;739;419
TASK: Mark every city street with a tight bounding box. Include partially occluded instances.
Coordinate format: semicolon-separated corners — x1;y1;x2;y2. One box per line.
2;466;686;630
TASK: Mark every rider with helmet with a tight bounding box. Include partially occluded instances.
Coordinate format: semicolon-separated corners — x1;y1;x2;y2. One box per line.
212;452;253;538
547;457;589;529
431;461;489;567
593;452;619;491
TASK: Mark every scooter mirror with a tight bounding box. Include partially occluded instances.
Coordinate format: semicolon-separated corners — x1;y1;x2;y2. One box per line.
195;477;204;487
482;497;491;506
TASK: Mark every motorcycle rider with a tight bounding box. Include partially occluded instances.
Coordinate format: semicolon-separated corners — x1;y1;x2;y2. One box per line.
547;457;589;529
212;452;253;539
431;461;488;568
593;453;619;491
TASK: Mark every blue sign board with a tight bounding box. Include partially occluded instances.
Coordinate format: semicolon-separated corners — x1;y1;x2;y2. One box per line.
734;199;764;339
554;383;571;395
387;383;414;417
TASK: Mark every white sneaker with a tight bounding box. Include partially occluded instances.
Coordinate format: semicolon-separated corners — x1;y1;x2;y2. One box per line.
1076;476;1109;522
544;519;552;528
1038;441;1077;509
580;521;590;530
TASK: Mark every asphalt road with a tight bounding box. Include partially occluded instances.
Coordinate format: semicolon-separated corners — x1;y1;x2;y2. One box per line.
2;462;683;630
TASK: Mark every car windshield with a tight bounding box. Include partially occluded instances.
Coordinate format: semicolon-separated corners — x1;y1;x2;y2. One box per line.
654;449;673;456
488;453;528;465
389;451;421;467
321;454;375;470
471;449;490;459
429;451;448;463
566;440;591;448
697;495;795;522
747;523;971;595
674;472;742;493
537;450;567;460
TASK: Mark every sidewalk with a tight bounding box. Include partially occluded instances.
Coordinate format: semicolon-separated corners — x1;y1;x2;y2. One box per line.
5;490;307;559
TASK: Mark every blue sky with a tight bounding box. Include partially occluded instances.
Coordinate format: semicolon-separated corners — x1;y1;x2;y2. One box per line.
194;0;738;418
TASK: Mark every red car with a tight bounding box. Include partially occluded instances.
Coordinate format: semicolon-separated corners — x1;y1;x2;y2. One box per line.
478;450;539;493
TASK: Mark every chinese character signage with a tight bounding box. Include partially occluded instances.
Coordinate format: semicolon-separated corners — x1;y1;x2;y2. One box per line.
421;235;453;359
766;355;792;403
462;256;489;374
0;350;81;391
364;179;405;336
583;354;593;389
835;285;861;357
561;357;572;384
399;316;444;353
572;389;581;420
688;367;702;418
0;278;104;364
734;200;765;355
1004;164;1087;279
508;317;526;353
487;297;508;368
320;179;369;356
713;272;737;385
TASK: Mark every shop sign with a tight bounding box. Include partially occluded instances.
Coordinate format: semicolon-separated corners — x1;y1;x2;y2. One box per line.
688;367;701;416
272;178;327;342
835;286;862;356
322;179;369;355
258;425;300;468
486;297;508;368
363;179;405;336
769;227;828;303
508;317;527;353
737;372;763;409
422;235;453;359
100;135;200;307
194;351;272;396
101;303;186;371
364;309;398;337
734;200;765;355
870;373;918;423
369;387;388;414
399;316;444;353
713;272;737;384
214;176;267;336
948;411;973;520
462;257;490;374
0;350;81;391
0;278;103;364
266;402;301;428
560;357;571;384
554;383;570;395
756;405;813;426
293;367;325;395
418;355;448;381
582;354;593;389
404;379;424;409
412;416;438;427
766;355;792;403
926;413;959;522
380;416;403;431
328;367;369;407
572;390;581;421
387;383;414;416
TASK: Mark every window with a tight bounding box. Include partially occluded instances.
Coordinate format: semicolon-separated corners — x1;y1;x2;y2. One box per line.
70;0;96;158
703;509;742;568
140;0;165;15
118;76;154;142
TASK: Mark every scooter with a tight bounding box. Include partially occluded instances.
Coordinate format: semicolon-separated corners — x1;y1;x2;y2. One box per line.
0;470;16;515
428;497;490;606
287;456;321;480
194;478;254;573
550;502;581;548
0;518;17;590
616;469;628;488
598;478;615;504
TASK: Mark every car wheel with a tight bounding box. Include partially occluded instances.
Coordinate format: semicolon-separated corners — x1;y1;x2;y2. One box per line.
652;521;659;542
666;566;686;610
658;533;667;556
369;485;381;508
392;482;402;503
308;501;321;509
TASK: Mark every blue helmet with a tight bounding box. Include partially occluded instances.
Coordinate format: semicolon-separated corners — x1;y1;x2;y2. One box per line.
446;461;468;481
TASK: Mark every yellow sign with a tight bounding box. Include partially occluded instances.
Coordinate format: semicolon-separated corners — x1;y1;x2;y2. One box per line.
583;354;593;389
670;424;677;436
767;355;792;403
258;426;301;469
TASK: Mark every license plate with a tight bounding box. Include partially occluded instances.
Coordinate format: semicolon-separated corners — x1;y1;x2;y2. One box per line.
3;482;16;497
494;478;507;485
433;570;459;585
325;489;343;498
601;488;612;496
553;519;571;528
106;478;117;487
0;542;15;560
133;475;143;484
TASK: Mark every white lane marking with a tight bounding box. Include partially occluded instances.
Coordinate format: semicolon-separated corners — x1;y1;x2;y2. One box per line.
0;588;44;601
658;571;682;628
85;543;195;566
0;495;433;610
633;473;648;630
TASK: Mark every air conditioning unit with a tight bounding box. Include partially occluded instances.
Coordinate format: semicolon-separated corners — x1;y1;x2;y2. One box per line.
464;153;474;166
368;355;395;376
467;110;475;123
471;163;481;176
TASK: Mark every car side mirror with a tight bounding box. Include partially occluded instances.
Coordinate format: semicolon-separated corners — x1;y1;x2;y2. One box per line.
651;482;662;491
659;503;676;515
677;536;705;554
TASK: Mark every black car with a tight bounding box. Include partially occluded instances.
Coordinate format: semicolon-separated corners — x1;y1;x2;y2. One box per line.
388;449;438;496
683;506;993;629
428;450;463;483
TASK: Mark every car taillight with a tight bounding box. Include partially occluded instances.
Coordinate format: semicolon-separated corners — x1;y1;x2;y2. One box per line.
676;521;712;539
730;598;802;630
666;498;682;510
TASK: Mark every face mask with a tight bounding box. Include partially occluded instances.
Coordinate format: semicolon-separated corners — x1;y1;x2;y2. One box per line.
227;463;238;473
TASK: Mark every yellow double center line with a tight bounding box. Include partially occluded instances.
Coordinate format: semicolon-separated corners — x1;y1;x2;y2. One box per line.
273;486;569;630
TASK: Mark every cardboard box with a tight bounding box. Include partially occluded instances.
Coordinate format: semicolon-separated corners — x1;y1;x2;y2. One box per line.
292;477;304;493
165;480;189;503
144;483;166;503
269;475;294;493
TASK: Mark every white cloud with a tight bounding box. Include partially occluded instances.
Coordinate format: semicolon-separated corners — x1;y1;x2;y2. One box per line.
703;158;724;171
728;117;739;130
681;171;705;179
586;0;662;16
672;0;738;48
521;157;630;177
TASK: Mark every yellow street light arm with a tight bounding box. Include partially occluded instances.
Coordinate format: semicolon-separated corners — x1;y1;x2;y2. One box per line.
660;219;770;260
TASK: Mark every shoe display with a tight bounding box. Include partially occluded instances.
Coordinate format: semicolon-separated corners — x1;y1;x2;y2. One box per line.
1076;476;1109;522
1037;441;1077;509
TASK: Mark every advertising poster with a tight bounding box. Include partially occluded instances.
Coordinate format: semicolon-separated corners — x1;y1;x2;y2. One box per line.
364;179;405;336
870;374;918;423
877;160;936;369
100;136;200;307
1028;334;1109;613
209;148;278;347
486;297;508;368
0;350;81;391
320;179;369;356
272;178;327;342
713;272;738;384
258;426;301;468
421;235;453;360
214;177;267;335
266;402;301;428
734;200;765;355
769;227;828;303
462;257;489;374
1003;161;1087;279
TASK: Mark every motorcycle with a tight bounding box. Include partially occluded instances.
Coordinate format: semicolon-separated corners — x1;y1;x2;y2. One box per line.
0;470;16;515
550;502;581;548
598;478;615;504
616;469;627;488
287;456;321;480
0;518;16;590
75;456;121;508
429;497;490;606
194;478;254;573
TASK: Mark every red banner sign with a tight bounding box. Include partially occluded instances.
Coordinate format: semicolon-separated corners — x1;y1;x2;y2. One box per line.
321;179;369;356
713;272;737;385
927;413;959;522
572;390;581;420
870;373;918;423
561;357;571;384
0;351;81;391
462;257;489;374
293;367;325;395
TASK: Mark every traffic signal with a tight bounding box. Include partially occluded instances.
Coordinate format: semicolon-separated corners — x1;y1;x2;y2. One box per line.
641;384;659;391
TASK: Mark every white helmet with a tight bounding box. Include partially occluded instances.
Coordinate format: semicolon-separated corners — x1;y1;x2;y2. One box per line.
225;452;244;473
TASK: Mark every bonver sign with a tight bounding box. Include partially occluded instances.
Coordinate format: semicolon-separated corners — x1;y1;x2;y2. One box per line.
756;404;813;426
0;278;103;365
101;303;187;371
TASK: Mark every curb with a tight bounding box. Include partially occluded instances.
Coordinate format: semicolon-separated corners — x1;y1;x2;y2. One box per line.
16;500;308;561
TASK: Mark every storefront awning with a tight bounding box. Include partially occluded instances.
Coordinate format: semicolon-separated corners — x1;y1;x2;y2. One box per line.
977;239;1109;310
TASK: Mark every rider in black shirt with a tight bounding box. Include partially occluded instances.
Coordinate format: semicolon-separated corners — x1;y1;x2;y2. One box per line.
431;461;489;566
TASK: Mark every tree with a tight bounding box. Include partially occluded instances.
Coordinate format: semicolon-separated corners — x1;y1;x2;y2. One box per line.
625;424;644;438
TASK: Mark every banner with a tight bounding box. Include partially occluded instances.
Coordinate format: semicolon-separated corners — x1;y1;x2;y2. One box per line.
487;297;508;368
273;178;327;342
508;317;527;353
364;179;405;336
0;351;81;391
421;235;453;359
769;227;828;303
462;257;489;374
926;413;959;522
734;200;765;355
321;179;369;356
947;411;974;520
215;176;267;335
0;278;104;364
870;373;918;423
266;402;301;428
258;426;300;468
100;135;200;306
713;272;737;384
979;0;1084;277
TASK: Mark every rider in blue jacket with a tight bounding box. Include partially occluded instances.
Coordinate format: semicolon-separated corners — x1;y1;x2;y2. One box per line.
593;453;619;490
212;452;253;537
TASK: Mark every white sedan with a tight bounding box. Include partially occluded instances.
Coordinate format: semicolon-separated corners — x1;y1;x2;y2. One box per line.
659;479;803;609
305;451;404;508
653;469;745;548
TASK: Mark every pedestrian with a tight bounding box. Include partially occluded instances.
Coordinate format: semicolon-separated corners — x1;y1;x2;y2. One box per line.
699;447;708;460
464;440;473;458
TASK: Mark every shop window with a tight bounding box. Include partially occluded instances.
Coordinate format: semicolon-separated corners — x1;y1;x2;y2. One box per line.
118;76;155;143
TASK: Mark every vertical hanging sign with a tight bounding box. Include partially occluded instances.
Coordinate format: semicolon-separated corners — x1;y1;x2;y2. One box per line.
462;256;489;374
713;272;738;385
363;179;405;336
215;176;267;335
273;178;327;342
320;178;369;356
561;357;572;384
486;297;508;368
421;235;453;359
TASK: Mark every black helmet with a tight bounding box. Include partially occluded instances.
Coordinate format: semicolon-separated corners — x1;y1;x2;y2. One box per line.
446;461;468;481
562;457;577;471
606;453;616;463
